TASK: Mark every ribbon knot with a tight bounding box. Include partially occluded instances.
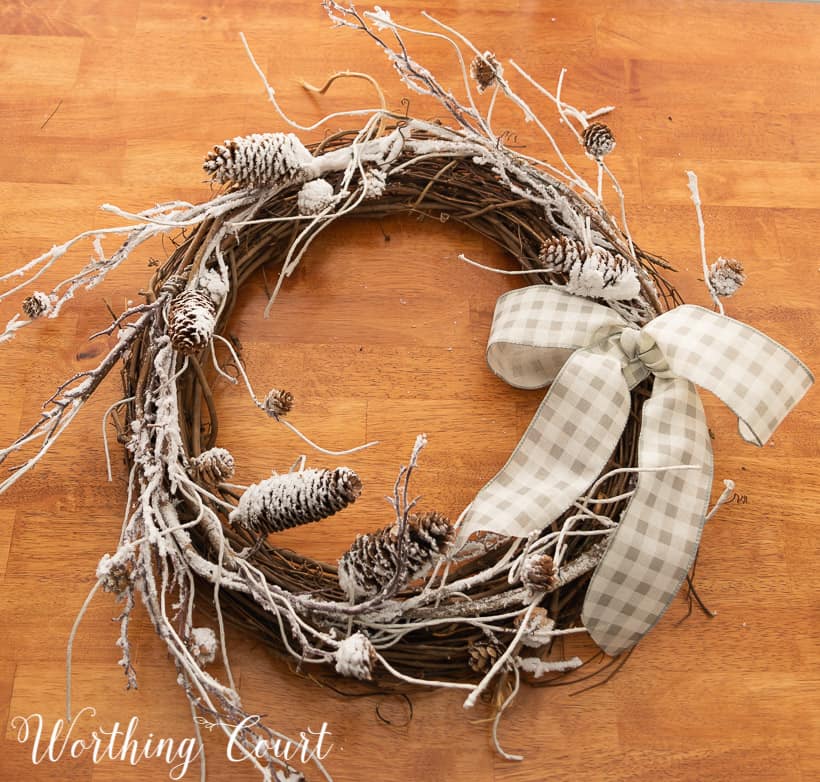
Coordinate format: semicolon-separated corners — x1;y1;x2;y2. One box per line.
460;285;813;655
616;324;673;380
617;326;643;361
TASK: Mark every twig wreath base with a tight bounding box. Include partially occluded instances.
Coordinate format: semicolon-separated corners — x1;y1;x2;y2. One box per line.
5;5;808;782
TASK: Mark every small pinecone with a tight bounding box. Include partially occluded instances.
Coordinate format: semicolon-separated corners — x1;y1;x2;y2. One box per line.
102;564;130;594
189;626;217;666
582;122;616;159
22;291;51;319
97;554;131;595
514;606;555;648
538;235;585;273
337;511;454;599
468;638;504;674
709;257;746;297
521;554;557;592
190;447;235;484
263;388;294;419
470;51;501;93
229;468;362;534
297;178;335;215
167;289;216;355
335;632;377;681
203;132;314;189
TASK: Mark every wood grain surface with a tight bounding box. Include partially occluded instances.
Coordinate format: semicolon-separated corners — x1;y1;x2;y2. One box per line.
0;2;818;781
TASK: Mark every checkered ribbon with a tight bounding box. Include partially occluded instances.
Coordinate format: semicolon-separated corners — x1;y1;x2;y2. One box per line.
458;285;813;655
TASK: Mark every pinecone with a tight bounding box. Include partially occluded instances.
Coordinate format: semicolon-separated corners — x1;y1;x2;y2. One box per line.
363;167;387;199
406;511;454;568
709;257;746;297
338;526;400;598
190;447;235;484
189;626;217;666
514;606;555;648
335;632;377;681
229;467;362;534
337;511;454;599
467;638;504;674
297;178;335;215
538;235;585;273
167;289;216;355
97;554;131;595
203;132;314;189
470;51;501;93
538;236;640;301
521;554;557;593
582;122;616;159
263;388;294;419
22;291;51;319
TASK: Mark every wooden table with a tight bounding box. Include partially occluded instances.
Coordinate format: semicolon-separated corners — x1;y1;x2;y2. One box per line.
0;2;817;780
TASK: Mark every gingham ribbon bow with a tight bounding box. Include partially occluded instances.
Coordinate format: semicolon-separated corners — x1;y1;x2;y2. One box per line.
459;286;813;655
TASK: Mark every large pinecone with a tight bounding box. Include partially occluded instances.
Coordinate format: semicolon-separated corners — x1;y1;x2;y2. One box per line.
229;468;362;534
538;235;585;273
203;132;314;189
337;511;454;599
582;122;616;159
167;289;216;355
538;235;640;301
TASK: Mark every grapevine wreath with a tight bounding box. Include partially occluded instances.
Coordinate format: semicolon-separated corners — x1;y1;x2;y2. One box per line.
0;5;813;782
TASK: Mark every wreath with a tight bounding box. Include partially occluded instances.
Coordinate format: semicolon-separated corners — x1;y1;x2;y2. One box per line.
0;5;812;781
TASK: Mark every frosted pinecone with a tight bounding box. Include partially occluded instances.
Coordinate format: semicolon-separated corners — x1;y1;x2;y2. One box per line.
582;122;616;159
539;236;640;301
190;627;217;666
337;511;454;599
470;51;501;93
297;178;335;215
203;132;314;189
263;388;293;419
190;447;235;484
167;289;216;355
521;554;557;593
96;553;131;595
709;257;746;297
338;526;400;599
229;468;362;534
514;606;555;648
363;168;387;199
467;637;504;674
538;235;584;272
334;632;377;680
22;291;51;319
567;247;640;300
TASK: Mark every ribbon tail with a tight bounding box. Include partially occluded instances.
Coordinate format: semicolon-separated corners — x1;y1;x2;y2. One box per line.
457;349;631;541
644;305;814;446
583;376;714;655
